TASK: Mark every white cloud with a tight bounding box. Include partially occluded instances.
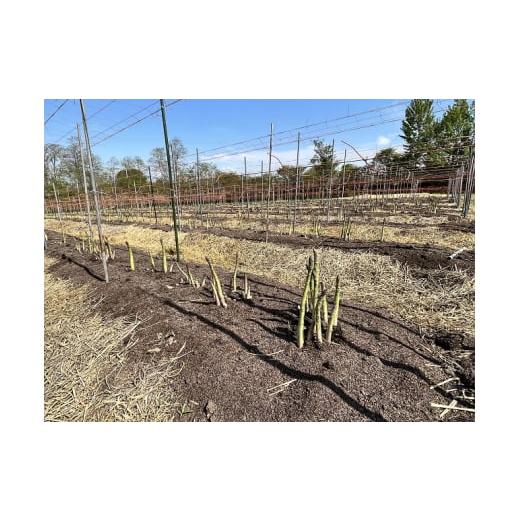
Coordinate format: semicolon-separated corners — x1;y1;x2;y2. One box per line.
205;136;406;173
210;143;316;173
377;135;391;147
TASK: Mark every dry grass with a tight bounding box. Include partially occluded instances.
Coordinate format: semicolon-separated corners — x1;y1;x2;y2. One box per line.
298;221;473;250
135;195;475;250
44;219;183;255
45;219;474;336
181;233;474;336
74;211;474;250
52;192;474;251
203;217;474;250
44;256;186;421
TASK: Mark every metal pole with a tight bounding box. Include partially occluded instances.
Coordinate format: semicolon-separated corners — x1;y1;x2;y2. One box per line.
291;132;301;234
52;181;63;226
462;154;475;218
159;99;181;261
173;155;183;225
65;186;71;220
341;149;347;200
113;176;121;220
242;157;246;212
76;123;93;237
148;166;158;224
133;181;139;220
170;141;179;204
260;160;264;207
265;123;274;242
80;99;109;283
195;148;202;218
75;179;82;217
326;139;335;222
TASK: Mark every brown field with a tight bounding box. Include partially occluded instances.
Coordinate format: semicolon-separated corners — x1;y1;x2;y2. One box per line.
44;193;475;422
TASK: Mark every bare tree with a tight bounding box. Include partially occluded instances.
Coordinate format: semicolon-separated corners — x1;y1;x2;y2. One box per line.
148;147;168;180
44;143;64;187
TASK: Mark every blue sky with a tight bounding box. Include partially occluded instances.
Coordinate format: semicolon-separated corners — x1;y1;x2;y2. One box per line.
44;99;454;172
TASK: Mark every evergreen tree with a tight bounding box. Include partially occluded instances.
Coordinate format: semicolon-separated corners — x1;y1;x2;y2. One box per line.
437;99;474;167
115;168;147;188
310;139;336;179
372;147;403;168
400;99;438;167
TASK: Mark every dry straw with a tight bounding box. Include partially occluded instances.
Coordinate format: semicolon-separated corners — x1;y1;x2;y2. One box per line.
45;217;474;335
44;258;184;421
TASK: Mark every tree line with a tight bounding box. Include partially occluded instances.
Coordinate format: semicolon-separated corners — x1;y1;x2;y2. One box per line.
305;99;474;178
44;99;474;194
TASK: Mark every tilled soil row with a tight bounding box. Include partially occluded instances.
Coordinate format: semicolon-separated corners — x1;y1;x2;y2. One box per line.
49;217;474;273
45;230;475;422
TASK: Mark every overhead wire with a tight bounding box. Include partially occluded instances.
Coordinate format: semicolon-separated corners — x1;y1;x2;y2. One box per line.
49;99;118;143
184;100;415;159
197;104;453;163
91;100;183;147
44;100;68;126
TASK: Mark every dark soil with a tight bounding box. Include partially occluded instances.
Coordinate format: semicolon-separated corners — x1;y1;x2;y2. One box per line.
428;331;475;387
62;217;474;273
45;230;475;422
205;211;475;234
195;226;475;273
157;205;474;232
431;331;475;352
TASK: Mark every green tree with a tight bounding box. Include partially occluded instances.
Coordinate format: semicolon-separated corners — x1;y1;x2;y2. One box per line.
400;99;438;167
115;168;147;188
341;163;359;175
276;165;300;182
215;171;240;187
437;99;474;166
309;139;337;180
372;147;403;168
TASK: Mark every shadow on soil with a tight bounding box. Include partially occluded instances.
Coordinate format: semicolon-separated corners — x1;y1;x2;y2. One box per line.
160;294;387;422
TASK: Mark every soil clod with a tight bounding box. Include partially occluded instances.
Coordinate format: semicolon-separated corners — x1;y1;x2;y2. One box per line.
205;400;218;419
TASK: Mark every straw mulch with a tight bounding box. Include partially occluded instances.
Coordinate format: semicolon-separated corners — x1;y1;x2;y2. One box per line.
44;257;185;421
44;219;474;336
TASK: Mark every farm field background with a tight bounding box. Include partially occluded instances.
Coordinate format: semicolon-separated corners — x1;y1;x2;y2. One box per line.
45;197;474;421
7;3;517;518
44;98;475;422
